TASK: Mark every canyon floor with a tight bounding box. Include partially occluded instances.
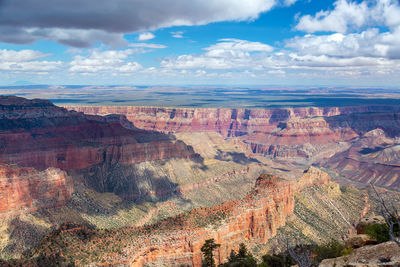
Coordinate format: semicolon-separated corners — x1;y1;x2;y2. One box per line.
0;95;400;266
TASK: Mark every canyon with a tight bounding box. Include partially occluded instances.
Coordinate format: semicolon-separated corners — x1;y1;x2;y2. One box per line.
68;105;400;190
0;95;399;265
25;167;368;267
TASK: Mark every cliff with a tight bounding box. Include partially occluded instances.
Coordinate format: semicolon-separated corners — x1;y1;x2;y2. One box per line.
0;164;73;215
322;129;400;190
22;167;332;266
0;96;196;172
66;105;400;139
67;105;400;189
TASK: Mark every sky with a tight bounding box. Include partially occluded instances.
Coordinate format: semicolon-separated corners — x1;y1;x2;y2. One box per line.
0;0;400;87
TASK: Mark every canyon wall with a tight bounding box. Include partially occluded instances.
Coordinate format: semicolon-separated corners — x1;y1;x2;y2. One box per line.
26;167;365;267
129;167;330;267
0;164;73;215
66;105;400;138
0;96;196;172
67;105;400;189
0;96;201;215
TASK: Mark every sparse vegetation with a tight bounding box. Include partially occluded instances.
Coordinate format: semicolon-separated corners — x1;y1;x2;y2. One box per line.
201;239;220;267
220;243;257;267
312;240;353;264
371;185;400;246
364;223;390;243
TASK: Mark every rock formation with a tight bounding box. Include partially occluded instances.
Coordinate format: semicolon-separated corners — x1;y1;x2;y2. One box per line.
323;129;400;190
0;164;73;215
67;105;400;189
319;241;400;266
0;96;196;172
21;167;344;267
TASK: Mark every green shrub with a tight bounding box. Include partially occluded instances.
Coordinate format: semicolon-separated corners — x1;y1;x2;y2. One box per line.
261;254;294;267
312;240;352;264
364;223;390;243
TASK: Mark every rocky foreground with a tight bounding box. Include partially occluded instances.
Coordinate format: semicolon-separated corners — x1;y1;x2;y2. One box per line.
12;167;369;266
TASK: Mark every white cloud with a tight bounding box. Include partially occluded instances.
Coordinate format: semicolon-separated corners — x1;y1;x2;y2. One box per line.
283;0;297;6
0;49;50;62
296;0;400;33
296;0;368;33
129;43;167;49
69;49;142;74
138;32;155;41
268;69;285;74
161;39;274;70
285;28;400;58
0;49;62;72
171;31;184;38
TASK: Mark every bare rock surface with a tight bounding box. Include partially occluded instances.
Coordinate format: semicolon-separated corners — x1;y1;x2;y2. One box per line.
320;241;400;267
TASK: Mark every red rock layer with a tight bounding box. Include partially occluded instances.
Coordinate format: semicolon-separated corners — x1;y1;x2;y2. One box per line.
66;105;400;138
127;167;330;266
0;96;196;171
66;105;400;160
322;129;400;190
0;164;73;215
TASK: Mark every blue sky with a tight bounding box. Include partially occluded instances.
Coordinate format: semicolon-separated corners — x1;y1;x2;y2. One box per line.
0;0;400;86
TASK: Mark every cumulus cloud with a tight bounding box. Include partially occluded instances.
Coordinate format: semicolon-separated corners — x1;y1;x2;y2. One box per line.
0;49;50;62
138;32;155;41
296;0;400;33
0;49;62;72
69;50;142;74
0;0;276;47
286;28;400;59
284;0;400;78
161;39;274;69
296;0;368;33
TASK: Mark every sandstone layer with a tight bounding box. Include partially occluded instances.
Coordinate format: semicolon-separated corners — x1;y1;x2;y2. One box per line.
0;164;72;215
0;96;196;172
21;167;337;267
67;105;400;189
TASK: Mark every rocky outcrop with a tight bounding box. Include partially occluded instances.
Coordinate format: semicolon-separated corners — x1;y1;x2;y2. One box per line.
23;168;333;266
0;96;199;202
129;174;296;267
0;96;196;172
0;164;73;215
320;241;400;266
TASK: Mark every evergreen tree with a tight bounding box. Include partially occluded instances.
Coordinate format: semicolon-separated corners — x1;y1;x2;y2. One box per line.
201;238;220;267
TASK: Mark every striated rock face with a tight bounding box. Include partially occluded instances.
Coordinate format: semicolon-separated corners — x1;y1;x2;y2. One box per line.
25;167;331;266
0;164;73;215
66;105;400;138
67;105;400;189
66;105;400;160
322;129;400;190
129;174;297;267
0;96;196;172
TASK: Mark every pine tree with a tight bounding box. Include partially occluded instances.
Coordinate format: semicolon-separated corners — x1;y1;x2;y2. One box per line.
201;239;220;267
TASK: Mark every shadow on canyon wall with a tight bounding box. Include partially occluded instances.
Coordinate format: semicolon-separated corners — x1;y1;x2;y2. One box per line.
214;149;260;165
325;111;400;138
